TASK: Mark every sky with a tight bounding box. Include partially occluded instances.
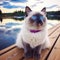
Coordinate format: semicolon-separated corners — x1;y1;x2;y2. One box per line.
0;0;60;13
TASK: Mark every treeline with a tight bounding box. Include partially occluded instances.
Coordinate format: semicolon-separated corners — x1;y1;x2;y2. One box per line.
47;11;60;20
13;10;25;16
3;10;25;17
2;10;25;20
2;10;60;20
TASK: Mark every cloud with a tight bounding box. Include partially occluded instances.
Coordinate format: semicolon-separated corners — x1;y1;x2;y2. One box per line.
0;2;10;7
46;5;58;9
10;0;27;3
31;0;44;7
0;0;60;12
0;0;28;9
31;4;37;7
3;5;25;9
3;5;20;9
2;2;9;5
0;1;25;9
0;0;10;3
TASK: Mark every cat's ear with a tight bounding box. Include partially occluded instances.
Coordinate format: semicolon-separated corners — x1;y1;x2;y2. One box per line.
41;7;46;15
25;6;32;17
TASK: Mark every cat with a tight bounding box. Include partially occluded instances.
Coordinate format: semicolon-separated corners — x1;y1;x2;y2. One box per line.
16;6;50;60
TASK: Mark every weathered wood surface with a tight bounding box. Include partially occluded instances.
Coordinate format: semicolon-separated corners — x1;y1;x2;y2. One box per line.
0;23;60;60
48;37;60;60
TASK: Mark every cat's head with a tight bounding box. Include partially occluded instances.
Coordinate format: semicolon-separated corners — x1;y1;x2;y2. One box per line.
24;6;47;30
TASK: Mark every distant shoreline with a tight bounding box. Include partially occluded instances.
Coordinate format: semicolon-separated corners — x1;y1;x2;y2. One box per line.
1;10;60;20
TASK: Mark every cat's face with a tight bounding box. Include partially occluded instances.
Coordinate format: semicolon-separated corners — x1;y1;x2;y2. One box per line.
25;6;47;30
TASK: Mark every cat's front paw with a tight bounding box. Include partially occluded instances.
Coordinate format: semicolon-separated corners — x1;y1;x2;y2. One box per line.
34;53;40;60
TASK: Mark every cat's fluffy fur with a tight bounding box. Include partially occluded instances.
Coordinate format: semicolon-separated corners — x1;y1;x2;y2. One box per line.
16;6;50;59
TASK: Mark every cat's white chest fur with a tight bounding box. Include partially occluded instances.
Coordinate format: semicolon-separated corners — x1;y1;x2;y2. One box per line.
21;28;46;48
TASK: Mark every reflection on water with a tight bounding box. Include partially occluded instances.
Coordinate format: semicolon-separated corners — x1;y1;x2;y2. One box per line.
0;18;60;50
0;19;23;50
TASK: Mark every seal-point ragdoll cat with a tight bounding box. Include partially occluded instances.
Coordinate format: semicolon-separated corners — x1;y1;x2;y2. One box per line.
16;6;50;60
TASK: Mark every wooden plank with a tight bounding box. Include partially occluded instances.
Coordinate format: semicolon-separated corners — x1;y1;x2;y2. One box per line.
48;23;60;36
40;26;60;60
0;23;60;60
0;47;24;60
54;35;60;49
0;44;16;54
48;48;60;60
47;36;60;60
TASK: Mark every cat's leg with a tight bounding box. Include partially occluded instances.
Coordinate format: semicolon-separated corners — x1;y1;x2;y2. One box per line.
33;45;42;60
23;42;33;58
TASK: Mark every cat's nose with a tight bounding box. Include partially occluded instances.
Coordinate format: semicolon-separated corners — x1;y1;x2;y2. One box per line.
36;19;43;25
36;16;44;25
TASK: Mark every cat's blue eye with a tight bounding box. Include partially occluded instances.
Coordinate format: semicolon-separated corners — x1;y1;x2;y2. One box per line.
31;16;37;20
40;16;44;21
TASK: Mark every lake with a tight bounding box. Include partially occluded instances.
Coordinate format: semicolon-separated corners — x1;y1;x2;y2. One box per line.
0;18;60;50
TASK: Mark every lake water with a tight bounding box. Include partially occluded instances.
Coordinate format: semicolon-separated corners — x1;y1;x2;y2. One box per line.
0;18;60;50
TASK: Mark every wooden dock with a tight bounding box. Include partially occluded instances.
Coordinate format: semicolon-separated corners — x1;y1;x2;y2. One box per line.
0;23;60;60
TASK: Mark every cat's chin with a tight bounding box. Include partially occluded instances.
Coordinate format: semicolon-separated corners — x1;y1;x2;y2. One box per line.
27;25;45;31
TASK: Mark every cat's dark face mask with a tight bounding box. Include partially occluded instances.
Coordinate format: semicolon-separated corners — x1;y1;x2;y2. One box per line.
30;13;45;25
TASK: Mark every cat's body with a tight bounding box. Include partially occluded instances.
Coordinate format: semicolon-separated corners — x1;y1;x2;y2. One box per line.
16;6;50;60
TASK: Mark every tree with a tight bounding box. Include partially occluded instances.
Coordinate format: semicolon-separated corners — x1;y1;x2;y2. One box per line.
0;10;3;22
